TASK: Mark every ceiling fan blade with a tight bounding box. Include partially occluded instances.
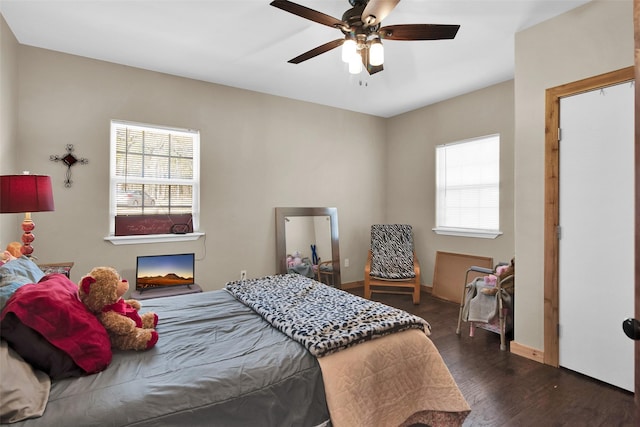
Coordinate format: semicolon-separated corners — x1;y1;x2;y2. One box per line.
379;24;460;41
361;48;384;75
288;39;344;64
361;0;400;27
270;0;344;29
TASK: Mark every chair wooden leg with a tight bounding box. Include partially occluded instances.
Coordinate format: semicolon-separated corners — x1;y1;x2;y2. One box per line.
412;285;420;304
364;277;371;300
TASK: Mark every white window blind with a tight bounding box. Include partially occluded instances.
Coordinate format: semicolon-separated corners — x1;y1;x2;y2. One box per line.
109;120;200;237
435;134;500;235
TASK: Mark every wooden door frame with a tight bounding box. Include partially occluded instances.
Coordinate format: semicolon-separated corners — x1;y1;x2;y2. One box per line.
543;66;635;368
634;0;639;402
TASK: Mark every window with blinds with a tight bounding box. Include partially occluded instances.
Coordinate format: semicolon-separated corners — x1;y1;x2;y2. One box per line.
434;134;500;237
109;120;200;237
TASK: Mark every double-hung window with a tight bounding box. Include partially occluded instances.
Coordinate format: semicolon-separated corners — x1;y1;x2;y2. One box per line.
106;120;201;243
434;134;501;238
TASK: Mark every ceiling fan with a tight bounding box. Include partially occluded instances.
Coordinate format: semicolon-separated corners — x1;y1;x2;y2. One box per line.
270;0;460;75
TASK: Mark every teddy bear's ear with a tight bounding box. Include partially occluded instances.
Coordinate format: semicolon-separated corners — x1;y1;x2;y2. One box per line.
80;276;96;294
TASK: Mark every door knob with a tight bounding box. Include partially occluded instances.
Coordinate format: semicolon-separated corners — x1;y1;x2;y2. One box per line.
622;318;640;340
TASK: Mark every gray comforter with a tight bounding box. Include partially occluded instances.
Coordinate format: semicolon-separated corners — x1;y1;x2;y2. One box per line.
6;290;329;427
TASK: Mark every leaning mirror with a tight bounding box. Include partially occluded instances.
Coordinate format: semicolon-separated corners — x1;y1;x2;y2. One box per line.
275;207;341;288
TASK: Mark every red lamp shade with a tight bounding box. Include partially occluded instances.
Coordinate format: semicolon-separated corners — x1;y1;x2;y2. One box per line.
0;175;55;213
1;174;55;257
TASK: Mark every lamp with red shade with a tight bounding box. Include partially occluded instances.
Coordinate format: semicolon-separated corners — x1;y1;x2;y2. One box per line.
0;173;55;257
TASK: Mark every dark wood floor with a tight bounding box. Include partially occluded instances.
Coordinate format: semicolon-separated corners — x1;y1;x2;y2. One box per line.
347;288;637;427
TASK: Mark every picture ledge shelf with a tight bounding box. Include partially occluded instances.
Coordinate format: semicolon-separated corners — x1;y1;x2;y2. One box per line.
104;232;205;245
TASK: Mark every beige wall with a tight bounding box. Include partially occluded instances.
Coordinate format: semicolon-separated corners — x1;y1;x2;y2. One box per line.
5;44;388;289
514;0;634;351
386;80;515;284
1;32;515;292
0;15;19;245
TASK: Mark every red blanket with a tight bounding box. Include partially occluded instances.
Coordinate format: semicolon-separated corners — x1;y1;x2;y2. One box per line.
1;274;112;374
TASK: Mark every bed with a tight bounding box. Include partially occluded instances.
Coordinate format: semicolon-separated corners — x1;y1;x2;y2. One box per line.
0;257;470;426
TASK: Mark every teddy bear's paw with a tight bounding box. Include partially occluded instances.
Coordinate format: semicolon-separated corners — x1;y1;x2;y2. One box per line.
146;330;159;350
141;312;158;329
480;287;498;296
126;299;141;311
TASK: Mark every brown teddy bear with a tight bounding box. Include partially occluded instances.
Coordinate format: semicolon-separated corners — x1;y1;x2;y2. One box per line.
480;258;515;296
78;266;158;351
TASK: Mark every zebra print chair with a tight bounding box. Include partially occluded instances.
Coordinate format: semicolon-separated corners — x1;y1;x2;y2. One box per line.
364;224;421;304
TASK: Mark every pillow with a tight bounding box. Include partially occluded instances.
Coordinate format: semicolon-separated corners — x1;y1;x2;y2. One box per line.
1;313;83;379
0;256;45;283
0;340;50;423
0;256;45;311
0;273;33;312
0;274;112;378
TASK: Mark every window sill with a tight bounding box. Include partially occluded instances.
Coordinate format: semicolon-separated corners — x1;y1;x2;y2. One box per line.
432;227;502;239
104;232;205;245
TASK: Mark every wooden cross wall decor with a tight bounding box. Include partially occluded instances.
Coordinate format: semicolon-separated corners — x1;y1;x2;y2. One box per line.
50;144;88;188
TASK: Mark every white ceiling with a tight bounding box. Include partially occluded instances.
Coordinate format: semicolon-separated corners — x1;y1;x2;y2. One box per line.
0;0;592;118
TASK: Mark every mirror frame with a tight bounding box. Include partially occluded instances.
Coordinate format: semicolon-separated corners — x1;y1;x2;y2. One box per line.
275;207;341;287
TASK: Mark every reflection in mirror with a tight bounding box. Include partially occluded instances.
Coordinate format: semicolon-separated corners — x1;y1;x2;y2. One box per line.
285;216;331;272
275;207;340;288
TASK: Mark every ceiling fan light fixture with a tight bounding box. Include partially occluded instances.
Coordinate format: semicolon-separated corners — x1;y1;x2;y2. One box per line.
270;0;460;76
341;38;357;63
369;38;384;66
348;55;362;74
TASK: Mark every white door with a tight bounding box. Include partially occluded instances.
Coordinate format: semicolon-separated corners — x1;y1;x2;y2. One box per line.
558;81;634;392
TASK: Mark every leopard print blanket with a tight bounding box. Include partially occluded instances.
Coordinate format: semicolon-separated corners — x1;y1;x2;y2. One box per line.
225;274;430;357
